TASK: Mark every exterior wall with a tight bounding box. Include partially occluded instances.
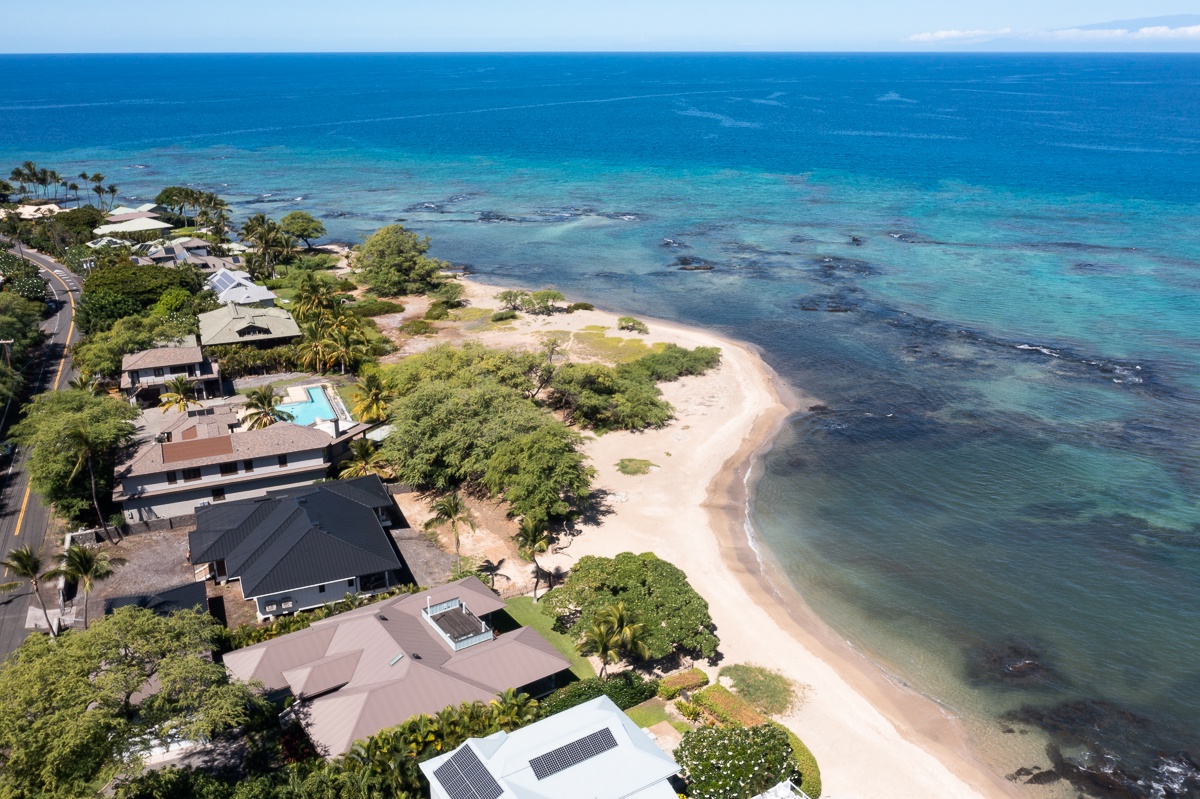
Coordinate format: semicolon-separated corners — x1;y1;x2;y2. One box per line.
252;571;399;619
122;462;328;521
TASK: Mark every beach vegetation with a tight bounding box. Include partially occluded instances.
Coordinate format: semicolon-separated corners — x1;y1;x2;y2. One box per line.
399;318;435;335
11;389;138;526
677;723;800;799
0;606;262;799
692;684;767;727
278;211;326;249
617;315;649;334
349;298;405;317
770;722;822;798
520;288;564;315
356;224;448;296
578;602;651;680
621;343;721;382
720;663;797;716
424;299;452;320
548;361;673;431
542;552;719;662
490;309;518;322
494;289;529;310
566;301;594;312
616;458;656;475
449;305;492;323
539;671;659;716
658;667;711;699
568;328;659;362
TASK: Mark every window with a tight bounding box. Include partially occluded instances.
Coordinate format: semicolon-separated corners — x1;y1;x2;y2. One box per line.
152;367;163;377
318;584;326;594
219;462;237;476
182;467;202;481
277;454;288;468
243;459;254;473
165;471;177;485
211;488;225;502
347;579;355;587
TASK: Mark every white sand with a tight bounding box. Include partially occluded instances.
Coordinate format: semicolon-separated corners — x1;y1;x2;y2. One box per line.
414;279;1020;799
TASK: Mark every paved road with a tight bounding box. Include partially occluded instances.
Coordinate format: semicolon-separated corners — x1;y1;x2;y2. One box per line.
0;243;82;656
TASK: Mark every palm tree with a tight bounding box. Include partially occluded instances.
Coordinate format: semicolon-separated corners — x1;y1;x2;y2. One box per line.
597;601;651;662
423;492;476;565
68;182;80;206
9;167;27;197
46;544;125;630
490;688;537;728
92;184;106;209
0;545;56;636
106;185;118;208
351;372;397;423
68;372;103;396
514;520;551;600
295;327;333;373
578;621;623;681
158;375;199;413
241;386;294;430
293;272;338;319
63;421;120;542
339;438;391;479
327;327;369;375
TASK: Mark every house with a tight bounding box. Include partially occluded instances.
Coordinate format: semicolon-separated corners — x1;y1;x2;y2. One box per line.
199;304;300;348
109;203;166;216
222;577;573;755
105;211;161;224
420;695;681;799
120;339;222;407
189;476;407;619
86;235;133;249
207;267;277;306
93;217;174;237
116;404;334;521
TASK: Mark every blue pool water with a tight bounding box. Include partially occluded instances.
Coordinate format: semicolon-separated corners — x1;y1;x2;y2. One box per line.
276;386;337;427
3;53;1199;797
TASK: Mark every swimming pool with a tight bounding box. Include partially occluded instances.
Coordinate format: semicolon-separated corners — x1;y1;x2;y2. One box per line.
276;386;338;427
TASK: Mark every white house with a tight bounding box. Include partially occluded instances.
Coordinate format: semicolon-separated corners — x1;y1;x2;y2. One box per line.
420;695;681;799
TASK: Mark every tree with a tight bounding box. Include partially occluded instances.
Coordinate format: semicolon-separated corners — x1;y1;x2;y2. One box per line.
0;545;56;636
514;520;551;600
350;371;397;423
70;315;194;379
158;375;199;413
339;438;391;479
45;544;125;630
494;289;529;311
291;272;338;319
279;211;326;250
240;386;294;430
12;391;137;526
596;601;650;664
578;621;622;680
676;724;800;799
423;492;476;565
0;606;262;799
483;425;593;531
76;290;143;335
542;552;719;661
355;225;447;296
519;289;564;315
617;316;649;334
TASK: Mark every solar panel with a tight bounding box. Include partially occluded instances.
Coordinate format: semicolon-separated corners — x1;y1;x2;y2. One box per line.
529;727;618;780
433;747;503;799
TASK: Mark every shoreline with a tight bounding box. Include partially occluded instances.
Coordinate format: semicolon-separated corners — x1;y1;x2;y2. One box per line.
446;278;1021;799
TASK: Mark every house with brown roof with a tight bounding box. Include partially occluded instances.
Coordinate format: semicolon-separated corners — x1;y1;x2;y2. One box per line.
223;577;573;756
120;340;222;408
116;405;334;521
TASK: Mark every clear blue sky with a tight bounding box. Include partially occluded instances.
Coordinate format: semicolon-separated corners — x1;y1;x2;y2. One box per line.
2;0;1199;52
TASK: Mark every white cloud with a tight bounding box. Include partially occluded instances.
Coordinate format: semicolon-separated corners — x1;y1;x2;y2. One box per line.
909;28;1010;42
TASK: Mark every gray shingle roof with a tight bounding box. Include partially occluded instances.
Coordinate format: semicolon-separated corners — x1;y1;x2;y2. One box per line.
190;479;403;599
121;345;206;372
199;304;300;347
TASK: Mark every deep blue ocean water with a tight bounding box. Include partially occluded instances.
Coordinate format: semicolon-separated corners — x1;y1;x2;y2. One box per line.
3;53;1199;796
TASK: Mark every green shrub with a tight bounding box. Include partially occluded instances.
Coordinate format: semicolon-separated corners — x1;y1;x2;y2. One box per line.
616;458;656;476
424;300;451;320
769;722;822;798
720;663;796;715
350;299;405;317
291;253;339;270
620;344;722;383
399;319;435;335
540;671;659;716
566;302;594;312
676;700;703;722
677;724;800;799
617;316;649;334
490;309;518;322
693;684;767;727
658;668;710;699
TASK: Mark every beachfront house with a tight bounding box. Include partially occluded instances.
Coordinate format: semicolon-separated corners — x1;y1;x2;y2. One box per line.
222;576;572;755
421;695;681;799
207;267;277;306
93;217;174;237
199;303;300;348
116;404;334;521
120;339;222;408
189;476;408;619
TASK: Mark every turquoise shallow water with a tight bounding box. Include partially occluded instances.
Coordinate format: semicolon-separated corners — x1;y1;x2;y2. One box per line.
2;53;1199;796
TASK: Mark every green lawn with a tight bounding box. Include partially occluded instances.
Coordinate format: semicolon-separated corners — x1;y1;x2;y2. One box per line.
336;383;359;418
626;698;691;733
502;597;595;680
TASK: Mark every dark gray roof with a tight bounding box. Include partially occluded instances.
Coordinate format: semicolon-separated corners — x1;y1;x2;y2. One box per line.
105;582;209;616
270;475;392;511
190;479;403;599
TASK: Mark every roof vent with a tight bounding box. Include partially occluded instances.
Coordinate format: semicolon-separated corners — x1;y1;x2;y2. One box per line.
377;614;388;621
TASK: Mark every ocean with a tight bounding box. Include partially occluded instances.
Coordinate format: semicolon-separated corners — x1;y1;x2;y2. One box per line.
3;53;1199;797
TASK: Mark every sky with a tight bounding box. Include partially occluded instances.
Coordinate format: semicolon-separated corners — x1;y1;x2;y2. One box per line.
2;0;1200;52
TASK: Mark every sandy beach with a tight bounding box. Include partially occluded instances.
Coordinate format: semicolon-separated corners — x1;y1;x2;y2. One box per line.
385;277;1021;799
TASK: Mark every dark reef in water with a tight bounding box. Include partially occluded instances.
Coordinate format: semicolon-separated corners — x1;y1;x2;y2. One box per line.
675;255;716;271
964;638;1067;690
810;254;881;277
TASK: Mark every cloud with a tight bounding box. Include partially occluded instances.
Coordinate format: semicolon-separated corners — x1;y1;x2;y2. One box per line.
909;28;1010;42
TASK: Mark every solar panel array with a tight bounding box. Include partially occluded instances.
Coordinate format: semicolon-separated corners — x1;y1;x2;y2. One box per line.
210;271;239;292
433;747;504;799
529;727;618;780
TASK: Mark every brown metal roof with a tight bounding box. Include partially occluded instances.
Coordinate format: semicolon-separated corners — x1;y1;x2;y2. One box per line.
161;435;233;463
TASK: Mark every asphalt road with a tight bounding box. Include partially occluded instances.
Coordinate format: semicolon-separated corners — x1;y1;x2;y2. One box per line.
0;243;81;656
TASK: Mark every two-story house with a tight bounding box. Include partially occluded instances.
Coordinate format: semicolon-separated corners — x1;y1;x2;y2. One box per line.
199;304;301;348
116;404;333;521
207;267;277;306
120;340;222;408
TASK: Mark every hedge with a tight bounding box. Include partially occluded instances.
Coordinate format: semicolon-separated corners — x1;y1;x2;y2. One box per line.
769;722;822;798
692;684;766;727
658;668;710;699
540;671;659;716
565;302;594;312
490;309;518;322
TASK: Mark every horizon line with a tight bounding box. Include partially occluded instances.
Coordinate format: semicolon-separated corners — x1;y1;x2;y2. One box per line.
3;49;1200;56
